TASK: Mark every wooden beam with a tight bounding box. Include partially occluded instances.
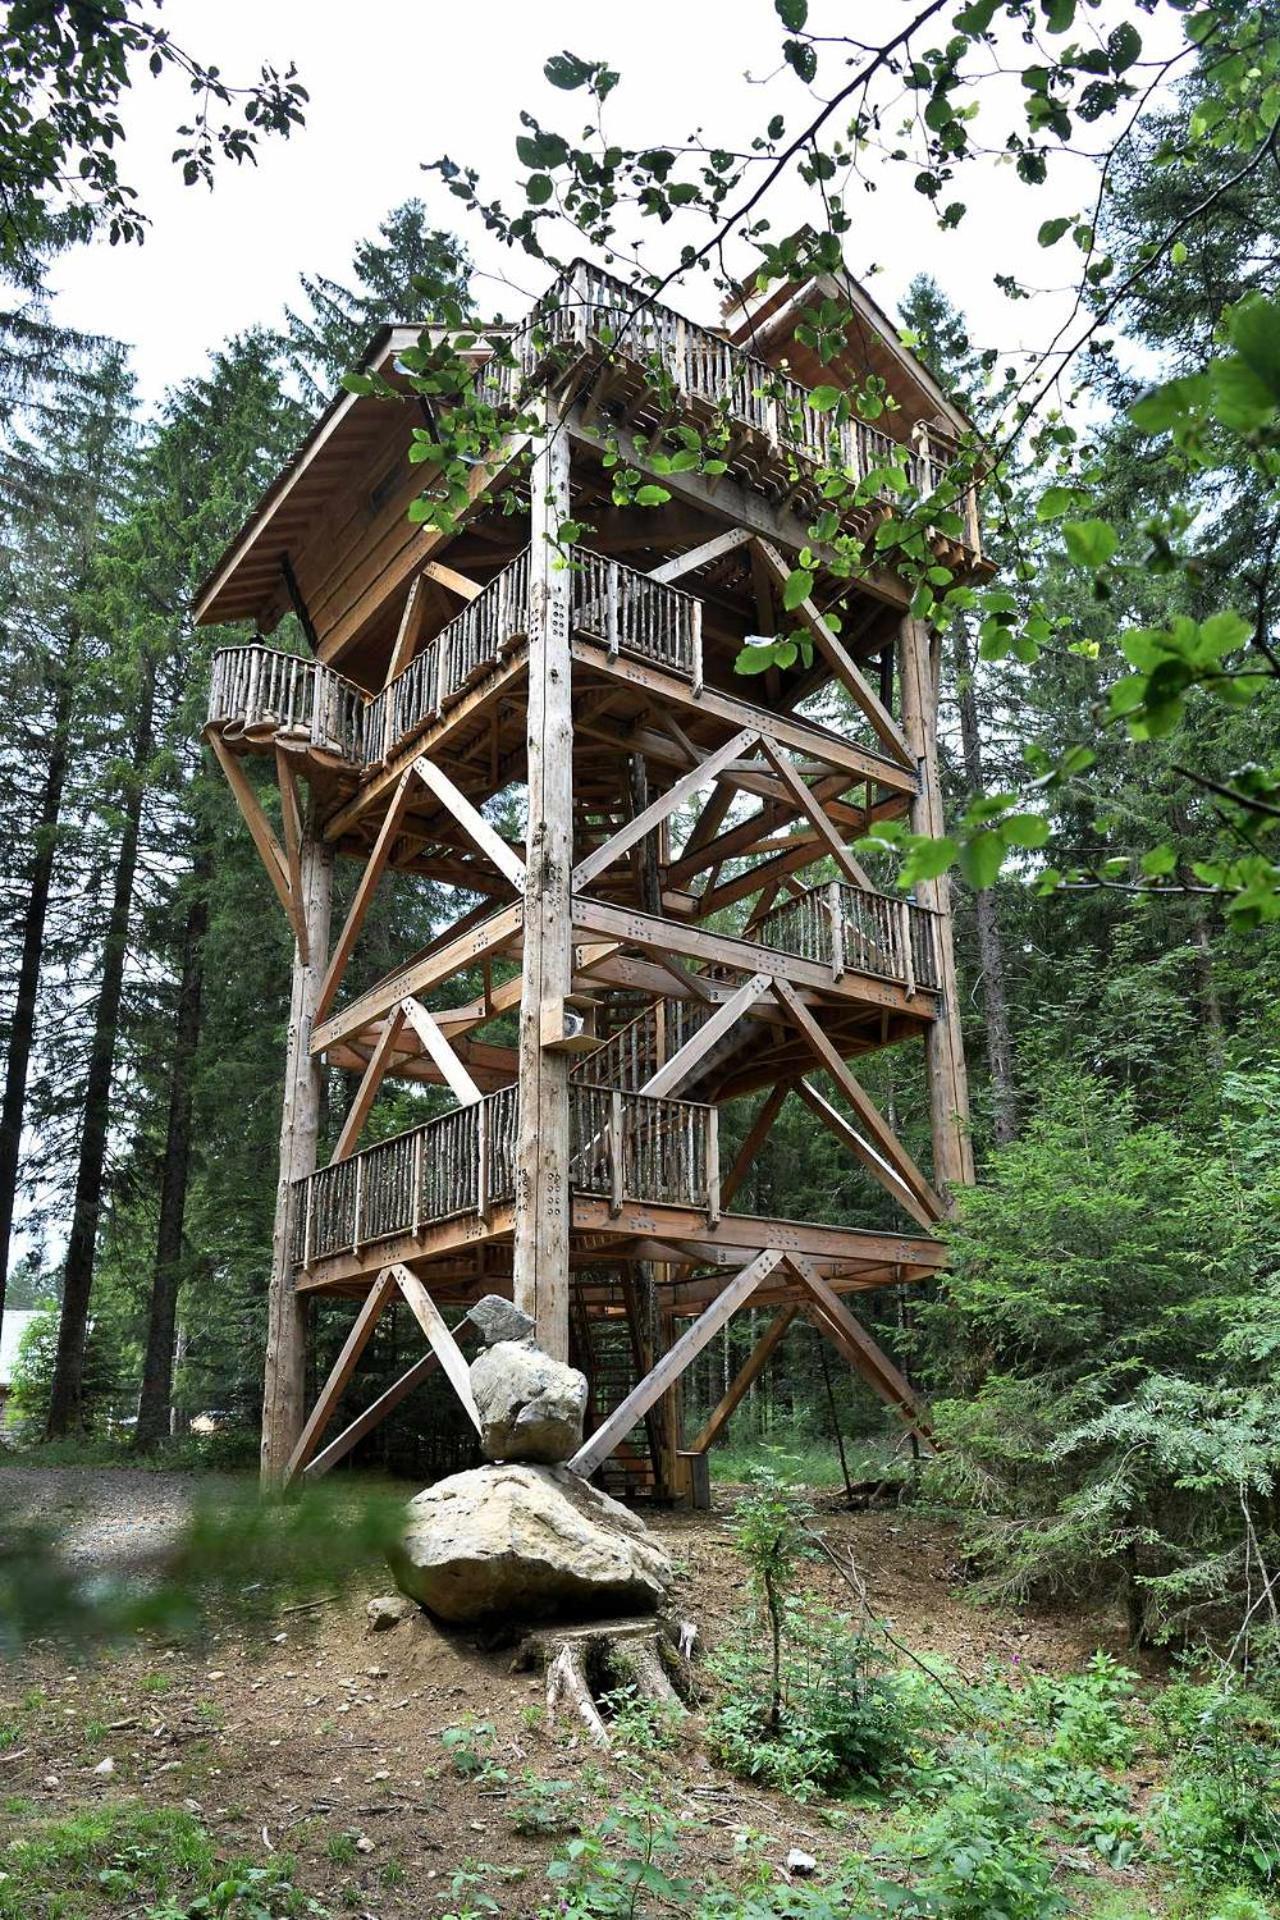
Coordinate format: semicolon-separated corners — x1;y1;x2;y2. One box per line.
788;1253;934;1450
647;527;753;584
514;394;575;1362
686;1306;796;1453
639;972;772;1099
898;614;974;1199
754;540;914;767
721;1083;789;1211
262;831;333;1483
208;730;303;947
569;1248;785;1478
569;638;914;792
797;1079;936;1230
315;767;417;1024
302;1317;480;1480
415;757;525;891
387;1263;481;1431
385;572;430;687
425;560;483;601
758;738;874;890
282;1267;397;1485
572;726;758;892
330;1005;407;1163
773;980;945;1221
400;996;483;1106
312;900;522;1058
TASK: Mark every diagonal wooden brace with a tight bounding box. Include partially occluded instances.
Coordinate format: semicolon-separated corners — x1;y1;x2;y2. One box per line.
569;1248;785;1480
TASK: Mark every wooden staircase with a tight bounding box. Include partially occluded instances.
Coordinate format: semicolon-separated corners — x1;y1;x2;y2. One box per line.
571;1278;661;1501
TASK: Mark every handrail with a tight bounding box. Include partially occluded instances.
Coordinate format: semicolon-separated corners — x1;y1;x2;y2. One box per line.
754;880;939;993
291;1080;714;1269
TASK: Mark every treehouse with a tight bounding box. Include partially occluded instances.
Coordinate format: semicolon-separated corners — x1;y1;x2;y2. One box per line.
195;258;982;1498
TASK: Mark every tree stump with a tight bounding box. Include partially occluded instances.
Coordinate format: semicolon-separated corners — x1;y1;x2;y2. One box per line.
513;1616;694;1747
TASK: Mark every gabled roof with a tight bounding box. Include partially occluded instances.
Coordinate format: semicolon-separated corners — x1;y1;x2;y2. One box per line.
721;266;974;439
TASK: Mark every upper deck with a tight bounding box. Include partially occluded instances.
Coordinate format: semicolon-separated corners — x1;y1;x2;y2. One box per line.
194;261;982;696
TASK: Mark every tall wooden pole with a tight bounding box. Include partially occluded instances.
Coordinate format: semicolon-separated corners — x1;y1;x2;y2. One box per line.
513;398;574;1360
261;821;333;1482
897;615;975;1199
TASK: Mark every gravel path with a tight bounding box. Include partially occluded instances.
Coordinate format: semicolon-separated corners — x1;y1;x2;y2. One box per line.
0;1464;240;1572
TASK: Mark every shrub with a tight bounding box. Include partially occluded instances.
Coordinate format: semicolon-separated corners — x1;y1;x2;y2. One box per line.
1151;1680;1280;1891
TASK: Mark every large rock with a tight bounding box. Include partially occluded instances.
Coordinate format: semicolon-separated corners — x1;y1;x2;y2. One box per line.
467;1294;534;1347
470;1339;587;1464
392;1463;672;1624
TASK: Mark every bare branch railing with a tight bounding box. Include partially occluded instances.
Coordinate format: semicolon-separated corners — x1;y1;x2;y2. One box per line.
754;880;938;992
291;1080;714;1268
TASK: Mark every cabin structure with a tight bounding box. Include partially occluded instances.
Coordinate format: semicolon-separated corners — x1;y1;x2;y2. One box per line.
195;259;981;1496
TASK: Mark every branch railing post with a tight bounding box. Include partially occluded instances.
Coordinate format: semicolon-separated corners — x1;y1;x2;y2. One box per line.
609;1089;625;1218
827;880;845;982
706;1105;721;1226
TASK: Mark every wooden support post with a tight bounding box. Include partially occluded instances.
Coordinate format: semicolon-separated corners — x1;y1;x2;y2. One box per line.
569;1248;784;1479
514;395;575;1361
262;820;333;1485
686;1305;796;1454
897;615;974;1200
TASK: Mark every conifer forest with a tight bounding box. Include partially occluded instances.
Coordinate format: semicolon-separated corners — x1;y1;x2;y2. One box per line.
2;3;1280;1916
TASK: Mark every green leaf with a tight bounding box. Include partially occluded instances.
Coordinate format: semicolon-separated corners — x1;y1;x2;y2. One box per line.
1107;21;1141;71
634;484;671;507
735;644;776;676
1037;216;1072;248
1209;356;1277;431
1062;519;1118;569
525;173;554;205
783;38;817;82
774;0;807;25
1002;813;1050;849
783;569;815;611
1129;372;1210;434
544;51;593;89
1036;484;1084;521
902;835;958;883
1141;845;1177;877
959;831;1005;890
808;384;842;412
1229;296;1280;401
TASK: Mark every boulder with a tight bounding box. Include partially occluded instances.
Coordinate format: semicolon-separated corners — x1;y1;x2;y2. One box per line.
392;1463;672;1624
467;1294;535;1347
470;1339;587;1464
366;1592;418;1631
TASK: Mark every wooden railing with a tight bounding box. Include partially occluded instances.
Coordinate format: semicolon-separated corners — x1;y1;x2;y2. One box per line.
291;1081;714;1269
572;996;710;1093
482;260;972;537
571;549;701;686
754;881;939;993
209;546;713;763
206;645;368;760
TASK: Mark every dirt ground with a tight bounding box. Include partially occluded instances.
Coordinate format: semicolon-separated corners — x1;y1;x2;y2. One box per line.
0;1467;1141;1917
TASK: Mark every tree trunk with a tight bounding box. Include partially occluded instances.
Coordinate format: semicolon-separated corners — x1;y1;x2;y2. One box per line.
0;645;75;1321
134;836;210;1451
952;622;1019;1146
46;653;156;1436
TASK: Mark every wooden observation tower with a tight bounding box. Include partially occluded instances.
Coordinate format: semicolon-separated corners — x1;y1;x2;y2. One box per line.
195;261;981;1494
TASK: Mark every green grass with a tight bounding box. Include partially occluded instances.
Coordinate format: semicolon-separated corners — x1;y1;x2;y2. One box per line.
707;1433;905;1487
0;1804;216;1919
0;1803;326;1919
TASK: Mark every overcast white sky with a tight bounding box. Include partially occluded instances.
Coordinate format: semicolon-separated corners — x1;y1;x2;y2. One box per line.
43;0;1181;410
